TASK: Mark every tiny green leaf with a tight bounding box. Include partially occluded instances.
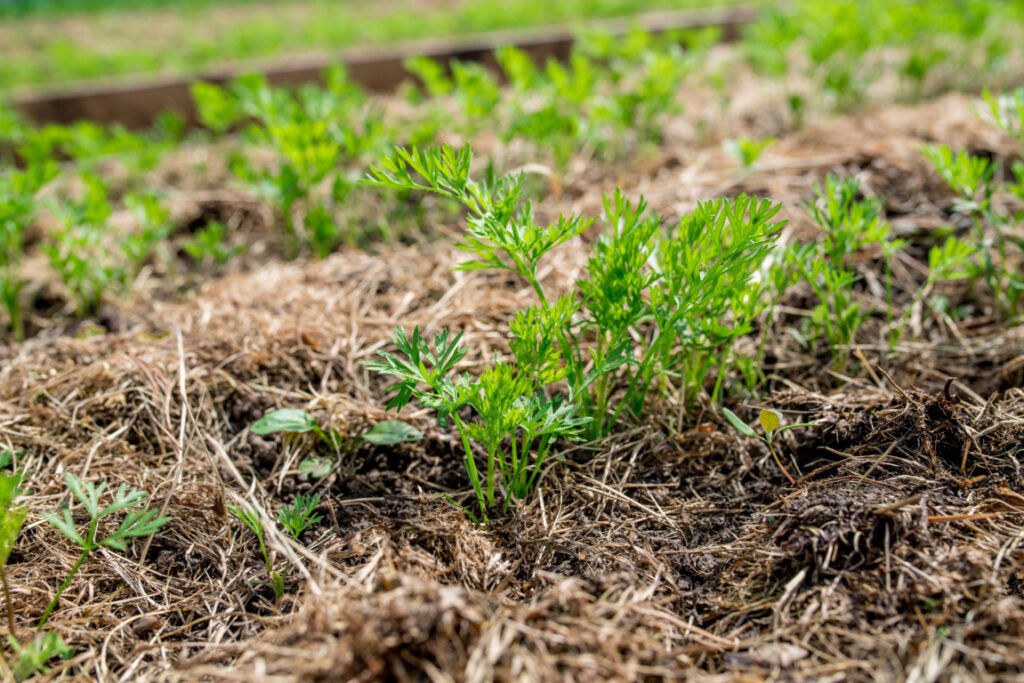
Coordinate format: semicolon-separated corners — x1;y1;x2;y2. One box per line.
362;420;424;446
251;409;319;435
722;407;757;438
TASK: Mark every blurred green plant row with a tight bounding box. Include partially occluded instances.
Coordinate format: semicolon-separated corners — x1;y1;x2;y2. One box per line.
0;9;1020;346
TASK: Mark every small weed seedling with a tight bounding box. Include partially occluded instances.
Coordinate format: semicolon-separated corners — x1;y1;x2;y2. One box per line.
251;408;423;450
723;407;815;484
228;505;284;603
251;408;341;450
252;408;422;483
39;473;170;629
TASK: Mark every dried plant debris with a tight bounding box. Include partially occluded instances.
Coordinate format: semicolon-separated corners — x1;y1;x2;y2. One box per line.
2;91;1024;682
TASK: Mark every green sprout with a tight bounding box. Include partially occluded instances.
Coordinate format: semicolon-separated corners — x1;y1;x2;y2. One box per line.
277;494;322;541
38;473;170;629
6;632;73;682
725;136;775;169
228;504;284;603
722;407;816;484
0;458;26;638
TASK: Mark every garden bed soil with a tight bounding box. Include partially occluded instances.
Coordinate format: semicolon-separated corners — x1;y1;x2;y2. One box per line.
2;92;1024;681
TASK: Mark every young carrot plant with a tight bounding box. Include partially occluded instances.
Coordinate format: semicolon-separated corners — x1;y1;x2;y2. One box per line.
364;327;588;521
796;176;894;367
365;144;592;304
195;68;389;256
38;473;169;629
229;505;284;603
365;144;788;519
890;236;975;344
251;408;423;449
0;162;57;340
44;175;122;317
0;460;26;638
922;143;1022;319
726;137;775;170
409;29;700;170
367;145;785;438
6;632;73;682
278;495;322;541
183;221;244;269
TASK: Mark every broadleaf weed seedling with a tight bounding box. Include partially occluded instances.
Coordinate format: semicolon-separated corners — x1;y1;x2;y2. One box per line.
722;407;816;484
38;473;170;629
251;408;340;449
251;408;423;451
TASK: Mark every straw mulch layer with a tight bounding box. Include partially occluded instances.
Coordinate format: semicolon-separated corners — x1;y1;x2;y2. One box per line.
2;92;1024;682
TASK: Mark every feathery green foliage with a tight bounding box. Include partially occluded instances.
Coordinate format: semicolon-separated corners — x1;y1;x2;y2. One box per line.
38;473;170;629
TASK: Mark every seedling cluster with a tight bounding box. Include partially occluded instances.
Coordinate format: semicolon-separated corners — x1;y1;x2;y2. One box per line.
2;6;1024;678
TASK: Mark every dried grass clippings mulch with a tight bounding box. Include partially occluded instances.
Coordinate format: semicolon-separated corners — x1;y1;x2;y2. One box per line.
2;92;1024;682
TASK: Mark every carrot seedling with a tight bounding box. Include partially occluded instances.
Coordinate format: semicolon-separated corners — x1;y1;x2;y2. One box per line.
277;494;322;541
228;505;284;603
38;473;170;629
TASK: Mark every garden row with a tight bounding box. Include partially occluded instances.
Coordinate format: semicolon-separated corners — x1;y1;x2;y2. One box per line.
1;1;1024;678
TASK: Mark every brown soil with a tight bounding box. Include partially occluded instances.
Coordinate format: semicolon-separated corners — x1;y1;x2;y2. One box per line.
3;92;1024;682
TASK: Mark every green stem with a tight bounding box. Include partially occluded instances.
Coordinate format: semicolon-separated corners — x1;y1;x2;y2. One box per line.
452;415;486;521
766;439;797;485
37;548;90;631
486;444;496;508
524;270;549;307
